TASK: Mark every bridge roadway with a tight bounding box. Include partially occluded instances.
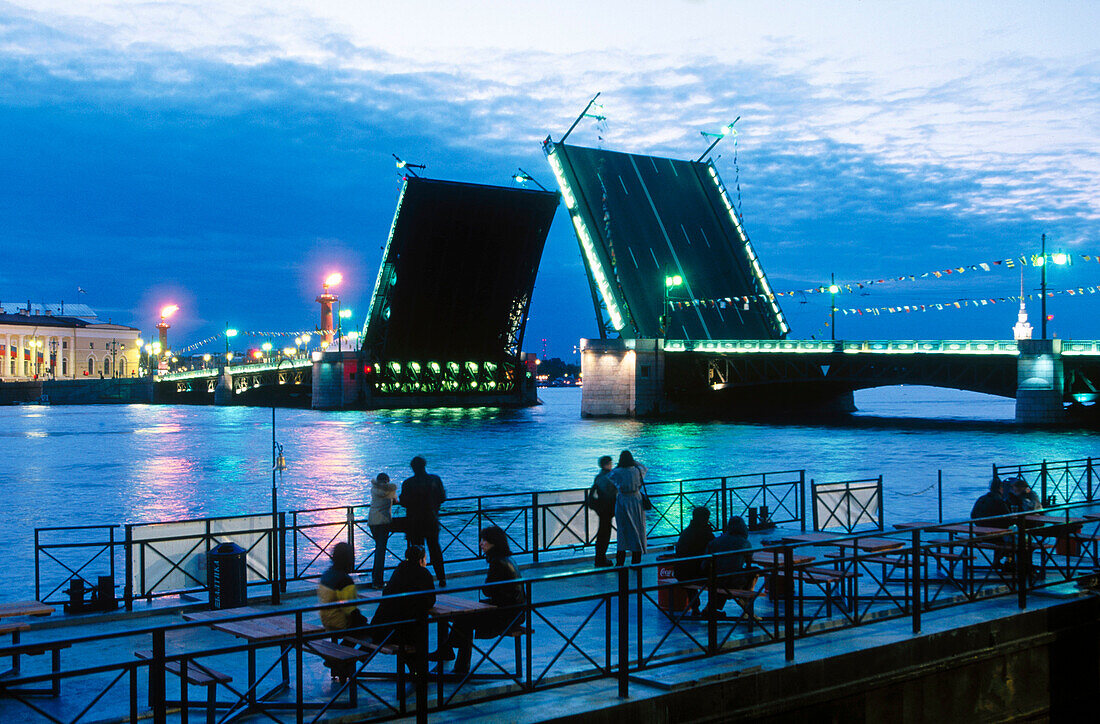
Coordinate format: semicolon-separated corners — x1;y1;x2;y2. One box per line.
582;338;1100;423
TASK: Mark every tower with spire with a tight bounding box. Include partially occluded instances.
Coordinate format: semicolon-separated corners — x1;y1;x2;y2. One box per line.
1012;269;1032;341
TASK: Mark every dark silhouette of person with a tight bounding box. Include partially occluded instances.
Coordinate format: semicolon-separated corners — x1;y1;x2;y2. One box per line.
588;455;617;567
971;476;1011;523
674;506;715;615
400;456;448;587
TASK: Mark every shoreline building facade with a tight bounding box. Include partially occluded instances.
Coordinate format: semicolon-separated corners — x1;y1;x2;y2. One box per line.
0;304;142;380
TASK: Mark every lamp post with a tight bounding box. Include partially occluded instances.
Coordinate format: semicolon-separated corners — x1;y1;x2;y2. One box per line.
270;357;292;603
1036;233;1069;340
224;324;238;369
338;308;352;353
48;338;58;379
661;273;684;336
828;274;840;341
106;339;120;379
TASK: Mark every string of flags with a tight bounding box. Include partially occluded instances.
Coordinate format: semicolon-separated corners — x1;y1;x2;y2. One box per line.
837;285;1097;316
672;252;1100;309
176;330;315;354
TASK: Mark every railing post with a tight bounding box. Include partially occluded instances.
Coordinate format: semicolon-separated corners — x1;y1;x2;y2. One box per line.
124;524;133;611
477;498;484;554
292;511;299;582
415;614;429;724
720;477;728;529
800;471;807;532
34;528;41;603
279;512;287;592
1016;519;1028;610
1041;460;1049;508
531;493;540;563
783;545;795;661
617;565;629;698
151;628;166;724
295;610;305;723
347;506;355;550
911;529;921;634
1087;457;1095;502
707;554;718;655
937;470;943;524
109;526;117;598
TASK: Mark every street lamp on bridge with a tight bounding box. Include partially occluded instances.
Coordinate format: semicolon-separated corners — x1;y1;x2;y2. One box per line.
828;274;841;341
1034;233;1070;340
661;273;684;337
224;325;238;367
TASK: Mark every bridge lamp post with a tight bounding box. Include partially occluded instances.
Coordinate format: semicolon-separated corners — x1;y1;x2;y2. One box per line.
338;308;353;353
224;326;238;368
829;276;841;341
270;354;293;604
1035;233;1069;340
261;342;273;361
662;274;684;336
202;353;211;370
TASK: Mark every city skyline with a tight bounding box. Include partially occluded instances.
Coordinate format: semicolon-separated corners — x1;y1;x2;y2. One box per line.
2;1;1098;355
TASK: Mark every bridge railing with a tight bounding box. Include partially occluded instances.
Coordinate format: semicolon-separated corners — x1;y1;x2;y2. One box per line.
994;457;1097;506
33;468;805;607
12;499;1100;723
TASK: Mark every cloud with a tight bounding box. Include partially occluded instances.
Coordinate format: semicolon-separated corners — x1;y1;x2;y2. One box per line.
1;3;1098;349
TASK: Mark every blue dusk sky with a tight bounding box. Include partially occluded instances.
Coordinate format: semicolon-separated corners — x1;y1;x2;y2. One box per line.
1;1;1098;356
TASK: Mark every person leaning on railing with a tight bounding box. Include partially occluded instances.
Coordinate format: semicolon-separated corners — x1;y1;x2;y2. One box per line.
368;472;398;589
428;526;525;675
587;455;617;568
400;456;448;587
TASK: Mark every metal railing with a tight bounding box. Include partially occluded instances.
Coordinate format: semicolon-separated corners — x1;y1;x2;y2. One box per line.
9;498;1100;724
994;457;1096;506
34;468;806;607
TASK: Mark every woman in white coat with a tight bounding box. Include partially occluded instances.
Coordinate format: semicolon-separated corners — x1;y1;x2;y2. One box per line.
611;450;648;566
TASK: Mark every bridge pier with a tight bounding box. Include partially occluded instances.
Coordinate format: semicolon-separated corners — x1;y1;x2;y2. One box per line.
311;351;363;410
580;338;664;417
1015;339;1066;424
213;370;233;406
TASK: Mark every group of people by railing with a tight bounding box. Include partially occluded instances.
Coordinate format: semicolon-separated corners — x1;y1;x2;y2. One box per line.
971;475;1043;520
325;454;529;677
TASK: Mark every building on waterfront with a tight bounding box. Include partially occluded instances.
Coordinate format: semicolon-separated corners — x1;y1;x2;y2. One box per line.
1012;273;1033;341
0;306;142;380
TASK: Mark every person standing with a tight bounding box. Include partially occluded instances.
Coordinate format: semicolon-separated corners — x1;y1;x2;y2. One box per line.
611;450;648;567
368;472;398;589
588;455;617;567
400;456;448;587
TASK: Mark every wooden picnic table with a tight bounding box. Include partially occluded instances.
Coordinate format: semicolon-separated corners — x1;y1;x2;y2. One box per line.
751;551;815;567
183;606;327;721
0;599;62;694
0;601;54;620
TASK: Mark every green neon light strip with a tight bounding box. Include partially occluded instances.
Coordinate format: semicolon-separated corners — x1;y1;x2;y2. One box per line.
364;180;409;339
707;163;789;336
547;147;626;331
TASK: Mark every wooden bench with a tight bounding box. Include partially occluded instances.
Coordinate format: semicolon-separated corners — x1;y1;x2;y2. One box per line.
135;650;232;724
0;623;71;697
683;584;763;629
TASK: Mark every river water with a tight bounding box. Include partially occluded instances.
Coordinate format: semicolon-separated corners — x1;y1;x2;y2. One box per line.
2;387;1097;601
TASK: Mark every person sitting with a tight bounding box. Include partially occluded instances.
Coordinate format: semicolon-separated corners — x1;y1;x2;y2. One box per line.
1005;477;1040;512
702;516;753;617
674;507;715;615
317;542;368;681
428;526;525;675
369;545;436;649
318;542;367;633
971;476;1011;523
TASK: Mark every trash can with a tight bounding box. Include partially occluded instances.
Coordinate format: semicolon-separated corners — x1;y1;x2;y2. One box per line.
656;554;692;612
207;542;248;609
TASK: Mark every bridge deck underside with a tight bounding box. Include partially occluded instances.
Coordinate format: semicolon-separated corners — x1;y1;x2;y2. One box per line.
665;352;1021;411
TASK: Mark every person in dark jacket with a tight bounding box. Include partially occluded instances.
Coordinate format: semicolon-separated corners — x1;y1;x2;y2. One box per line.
971;476;1011;522
369;545;436;647
588;455;617;567
400;456;448;587
428;526;526;675
674;507;715;615
703;516;753;616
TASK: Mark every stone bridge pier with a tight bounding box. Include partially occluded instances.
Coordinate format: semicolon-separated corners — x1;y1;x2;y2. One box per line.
1015;339;1065;424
